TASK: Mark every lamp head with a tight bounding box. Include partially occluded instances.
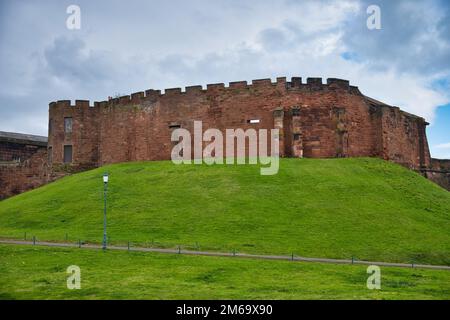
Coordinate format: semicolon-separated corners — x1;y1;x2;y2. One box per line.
103;173;109;184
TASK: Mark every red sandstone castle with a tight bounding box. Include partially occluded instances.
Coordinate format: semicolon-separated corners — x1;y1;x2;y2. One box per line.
1;77;449;198
48;77;432;169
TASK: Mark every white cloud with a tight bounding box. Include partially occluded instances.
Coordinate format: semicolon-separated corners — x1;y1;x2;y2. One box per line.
435;142;450;149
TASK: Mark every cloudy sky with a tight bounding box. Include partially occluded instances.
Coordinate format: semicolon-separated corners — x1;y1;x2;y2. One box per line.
1;0;449;158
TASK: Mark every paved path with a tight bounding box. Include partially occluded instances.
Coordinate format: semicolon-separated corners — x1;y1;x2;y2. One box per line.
1;239;449;271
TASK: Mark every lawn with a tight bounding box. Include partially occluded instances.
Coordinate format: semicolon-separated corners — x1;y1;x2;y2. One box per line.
0;244;449;300
0;158;449;265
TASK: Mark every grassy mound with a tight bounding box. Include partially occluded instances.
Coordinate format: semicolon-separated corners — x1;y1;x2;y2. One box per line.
0;158;449;265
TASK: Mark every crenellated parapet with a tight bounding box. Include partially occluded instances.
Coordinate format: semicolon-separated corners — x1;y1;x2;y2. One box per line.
48;77;360;110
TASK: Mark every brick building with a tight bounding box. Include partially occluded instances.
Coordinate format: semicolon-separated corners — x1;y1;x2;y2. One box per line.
0;131;49;199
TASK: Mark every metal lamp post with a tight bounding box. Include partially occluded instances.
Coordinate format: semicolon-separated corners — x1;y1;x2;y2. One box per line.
102;173;109;250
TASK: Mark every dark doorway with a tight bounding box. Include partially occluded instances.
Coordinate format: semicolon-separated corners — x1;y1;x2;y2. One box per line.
63;145;73;163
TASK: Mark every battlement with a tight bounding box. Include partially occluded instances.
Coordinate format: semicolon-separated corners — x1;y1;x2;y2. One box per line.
185;85;203;94
49;76;358;109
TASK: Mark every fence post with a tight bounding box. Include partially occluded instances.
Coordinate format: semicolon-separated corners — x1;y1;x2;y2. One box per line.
128;241;130;251
78;239;81;248
233;249;236;256
291;253;294;261
352;256;354;264
33;236;36;245
178;245;181;254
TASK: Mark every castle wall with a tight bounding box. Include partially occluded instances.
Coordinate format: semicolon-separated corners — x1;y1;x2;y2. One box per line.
423;159;450;191
0;141;48;199
47;77;433;177
379;107;430;169
48;100;99;172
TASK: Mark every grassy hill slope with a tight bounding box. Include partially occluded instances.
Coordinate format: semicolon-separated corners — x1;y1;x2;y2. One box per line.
0;158;449;265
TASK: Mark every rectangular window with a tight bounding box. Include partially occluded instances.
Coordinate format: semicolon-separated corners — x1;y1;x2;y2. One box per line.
48;147;53;163
63;145;72;163
64;117;73;133
292;108;300;116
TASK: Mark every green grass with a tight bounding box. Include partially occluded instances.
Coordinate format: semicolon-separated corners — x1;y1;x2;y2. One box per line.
0;244;449;300
0;158;449;265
